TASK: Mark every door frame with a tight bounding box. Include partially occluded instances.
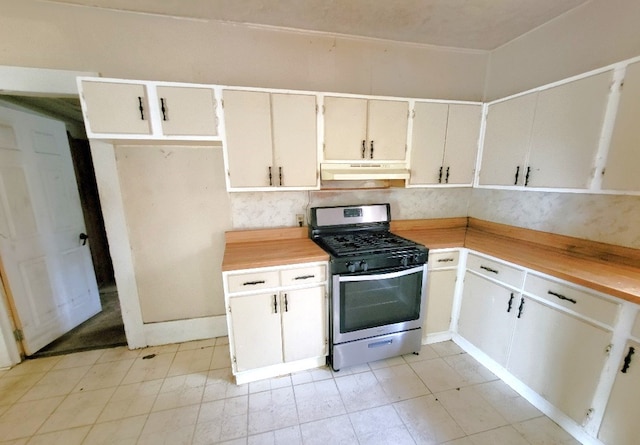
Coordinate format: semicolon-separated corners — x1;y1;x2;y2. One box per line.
0;66;117;367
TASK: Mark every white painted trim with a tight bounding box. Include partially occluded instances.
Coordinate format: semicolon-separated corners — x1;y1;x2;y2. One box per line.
88;140;146;349
0;66;97;96
234;356;327;385
424;331;452;344
143;315;228;347
0;278;21;368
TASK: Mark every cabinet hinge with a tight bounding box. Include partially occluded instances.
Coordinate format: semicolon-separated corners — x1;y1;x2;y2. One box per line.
221;99;224;108
585;408;594;421
13;329;23;342
228;305;232;314
605;344;613;355
232;355;237;364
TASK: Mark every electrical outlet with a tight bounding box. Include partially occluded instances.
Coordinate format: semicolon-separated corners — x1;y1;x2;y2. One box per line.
296;214;305;227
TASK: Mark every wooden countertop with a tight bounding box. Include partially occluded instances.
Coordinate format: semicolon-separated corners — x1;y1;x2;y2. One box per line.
222;218;640;304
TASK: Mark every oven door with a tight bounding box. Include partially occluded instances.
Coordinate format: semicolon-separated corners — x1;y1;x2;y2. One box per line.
332;264;427;344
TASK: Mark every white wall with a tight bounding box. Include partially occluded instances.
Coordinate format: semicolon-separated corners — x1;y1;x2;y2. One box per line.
0;0;488;101
485;0;640;100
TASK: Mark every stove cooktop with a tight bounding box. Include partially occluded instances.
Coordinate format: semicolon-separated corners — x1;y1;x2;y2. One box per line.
316;231;420;257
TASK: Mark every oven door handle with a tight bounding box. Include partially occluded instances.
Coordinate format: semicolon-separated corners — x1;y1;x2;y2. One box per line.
337;265;424;282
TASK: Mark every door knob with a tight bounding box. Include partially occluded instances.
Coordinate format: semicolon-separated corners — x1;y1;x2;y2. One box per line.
79;233;88;246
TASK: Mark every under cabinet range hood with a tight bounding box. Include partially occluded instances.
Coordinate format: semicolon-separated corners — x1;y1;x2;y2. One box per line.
320;163;410;181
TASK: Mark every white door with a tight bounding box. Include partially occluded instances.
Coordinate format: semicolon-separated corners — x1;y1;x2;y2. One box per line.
442;104;482;185
367;100;408;161
323;96;368;160
424;269;457;335
409;102;448;185
0;104;101;355
281;286;326;362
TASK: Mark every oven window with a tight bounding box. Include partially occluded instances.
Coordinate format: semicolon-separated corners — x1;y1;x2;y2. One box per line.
339;269;423;333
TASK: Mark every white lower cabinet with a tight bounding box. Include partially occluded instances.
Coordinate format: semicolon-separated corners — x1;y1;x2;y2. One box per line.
224;262;328;384
424;250;460;340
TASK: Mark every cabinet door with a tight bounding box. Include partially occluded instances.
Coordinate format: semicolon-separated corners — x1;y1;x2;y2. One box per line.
424;269;457;335
367;100;409;161
527;71;612;189
156;86;218;137
602;61;640;191
507;297;612;423
457;273;517;367
223;90;273;188
408;102;447;185
479;92;536;186
323;96;367;160
281;286;327;362
229;293;283;372
442;104;482;185
272;93;318;187
599;340;640;445
81;81;152;135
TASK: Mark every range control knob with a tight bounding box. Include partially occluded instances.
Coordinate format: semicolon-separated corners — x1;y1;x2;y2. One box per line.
360;260;368;272
401;256;409;267
346;262;357;273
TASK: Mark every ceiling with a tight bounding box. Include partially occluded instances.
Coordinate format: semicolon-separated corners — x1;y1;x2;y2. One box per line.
45;0;591;51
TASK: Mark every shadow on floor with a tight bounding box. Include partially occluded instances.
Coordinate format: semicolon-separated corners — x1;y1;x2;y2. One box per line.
31;284;127;358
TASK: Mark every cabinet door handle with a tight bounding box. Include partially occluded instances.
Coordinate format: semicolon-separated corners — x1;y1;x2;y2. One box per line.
284;293;288;312
268;166;273;186
480;265;499;274
294;274;315;280
370;140;374;159
622;346;635;373
517;297;525;318
273;294;278;314
445;166;450;184
514;166;520;185
548;290;577;304
279;166;283;186
242;280;265;286
525;166;531;186
438;166;443;184
160;97;167;121
507;293;514;312
361;140;366;158
138;96;145;120
437;258;454;263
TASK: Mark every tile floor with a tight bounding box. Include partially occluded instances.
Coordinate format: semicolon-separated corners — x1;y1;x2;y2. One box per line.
0;338;581;444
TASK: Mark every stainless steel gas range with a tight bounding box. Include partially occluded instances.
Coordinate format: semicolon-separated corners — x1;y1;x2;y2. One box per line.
309;203;429;371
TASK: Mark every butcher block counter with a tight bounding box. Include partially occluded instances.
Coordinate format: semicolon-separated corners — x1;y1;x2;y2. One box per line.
222;217;640;303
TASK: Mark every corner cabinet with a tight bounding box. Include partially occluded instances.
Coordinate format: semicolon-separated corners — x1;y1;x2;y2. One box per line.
222;89;319;190
323;96;409;161
409;102;482;186
78;78;220;140
223;261;328;384
479;71;612;189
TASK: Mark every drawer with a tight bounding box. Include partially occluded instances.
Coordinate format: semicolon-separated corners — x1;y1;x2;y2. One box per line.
227;270;280;294
630;310;640;339
280;264;326;286
524;274;620;327
428;251;460;270
466;254;525;288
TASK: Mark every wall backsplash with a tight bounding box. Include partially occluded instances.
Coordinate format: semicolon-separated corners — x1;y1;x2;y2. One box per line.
469;189;640;249
230;188;473;229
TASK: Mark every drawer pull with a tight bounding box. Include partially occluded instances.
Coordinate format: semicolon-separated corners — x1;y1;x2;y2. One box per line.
480;265;499;274
548;290;577;304
294;274;315;280
437;258;454;263
243;280;266;286
622;346;635;373
517;297;525;318
507;293;514;313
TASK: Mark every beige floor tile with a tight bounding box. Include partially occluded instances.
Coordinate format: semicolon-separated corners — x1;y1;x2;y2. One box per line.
152;373;207;412
330;362;370;375
137;404;199;444
195;396;248;443
248;375;292;394
290;366;333;385
465;425;530;445
3;356;61;377
97;379;162;423
367;354;407;370
120;352;174;385
512;416;581;445
402;343;440;363
443;437;475;445
38;387;115;434
211;344;232;370
410;357;470;393
51;350;104;370
394;394;466;444
0;373;45;405
71;359;134;392
248;387;298;435
443;354;497;385
95;346;141;364
474;380;542;423
167;347;215;377
373;363;431;401
178;338;216;351
334;371;391;412
436;386;509;435
84;415;147;444
204;368;248;402
349;405;415;445
299;415;358;445
19;366;91;402
215;336;230;346
0;396;64;441
25;426;90;445
431;341;465;357
139;343;180;356
0;438;29;445
248;425;302;444
293;379;346;423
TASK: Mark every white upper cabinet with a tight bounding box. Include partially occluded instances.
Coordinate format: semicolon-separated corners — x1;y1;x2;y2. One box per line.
410;102;481;186
324;96;408;161
602;61;640;192
480;71;612;189
223;89;318;189
79;78;220;140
